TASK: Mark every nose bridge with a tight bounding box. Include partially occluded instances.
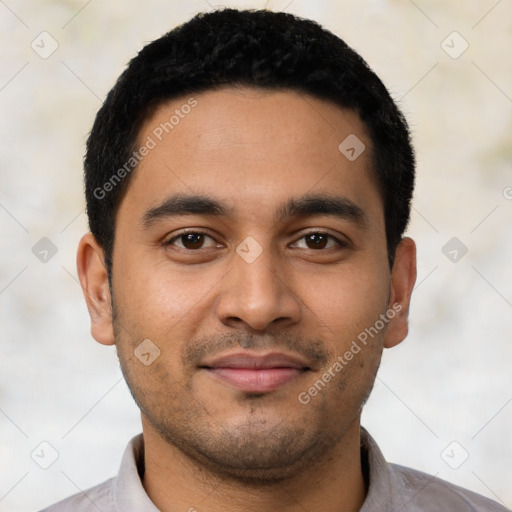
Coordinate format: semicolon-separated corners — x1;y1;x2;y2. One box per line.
236;244;279;299
216;239;301;331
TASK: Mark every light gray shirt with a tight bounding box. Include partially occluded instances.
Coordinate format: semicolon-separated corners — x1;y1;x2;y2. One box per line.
40;428;509;511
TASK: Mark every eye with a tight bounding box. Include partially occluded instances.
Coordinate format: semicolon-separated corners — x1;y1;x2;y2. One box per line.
166;231;219;250
165;231;346;252
292;232;346;250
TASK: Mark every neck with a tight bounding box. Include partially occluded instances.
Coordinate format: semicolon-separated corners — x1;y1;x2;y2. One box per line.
141;416;367;512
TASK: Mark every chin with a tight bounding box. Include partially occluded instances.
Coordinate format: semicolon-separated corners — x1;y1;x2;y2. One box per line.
152;410;343;484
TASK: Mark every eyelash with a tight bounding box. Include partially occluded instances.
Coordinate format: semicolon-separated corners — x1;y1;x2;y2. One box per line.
165;230;348;251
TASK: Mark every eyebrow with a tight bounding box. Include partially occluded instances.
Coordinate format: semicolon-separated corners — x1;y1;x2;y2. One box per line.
141;192;368;227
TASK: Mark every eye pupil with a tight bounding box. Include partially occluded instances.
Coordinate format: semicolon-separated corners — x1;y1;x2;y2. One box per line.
182;233;204;249
306;233;328;249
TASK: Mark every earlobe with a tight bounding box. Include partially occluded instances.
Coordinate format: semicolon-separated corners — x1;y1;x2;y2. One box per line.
383;237;417;349
76;233;115;346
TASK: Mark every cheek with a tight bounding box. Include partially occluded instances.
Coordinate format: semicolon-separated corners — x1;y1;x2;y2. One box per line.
112;255;224;341
304;264;389;331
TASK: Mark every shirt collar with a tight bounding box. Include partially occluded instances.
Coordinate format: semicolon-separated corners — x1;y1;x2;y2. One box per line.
113;433;160;511
359;426;405;510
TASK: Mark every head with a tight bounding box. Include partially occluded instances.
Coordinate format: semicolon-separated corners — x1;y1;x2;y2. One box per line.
77;8;416;481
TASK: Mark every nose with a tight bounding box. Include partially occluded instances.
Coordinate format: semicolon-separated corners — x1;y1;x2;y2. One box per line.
216;245;302;332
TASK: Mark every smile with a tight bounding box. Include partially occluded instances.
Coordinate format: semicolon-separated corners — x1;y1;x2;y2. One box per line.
200;351;311;393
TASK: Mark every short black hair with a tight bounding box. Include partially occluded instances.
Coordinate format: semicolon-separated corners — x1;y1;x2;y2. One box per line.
84;8;415;273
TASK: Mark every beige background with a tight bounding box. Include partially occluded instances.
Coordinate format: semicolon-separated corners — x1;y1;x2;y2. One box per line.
1;0;511;510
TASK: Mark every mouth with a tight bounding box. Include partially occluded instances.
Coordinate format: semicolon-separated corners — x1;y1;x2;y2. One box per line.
199;351;311;393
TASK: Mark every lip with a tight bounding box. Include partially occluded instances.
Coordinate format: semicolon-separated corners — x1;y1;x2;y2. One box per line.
200;351;311;393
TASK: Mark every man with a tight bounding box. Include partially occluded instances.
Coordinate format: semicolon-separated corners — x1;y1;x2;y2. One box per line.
41;8;508;512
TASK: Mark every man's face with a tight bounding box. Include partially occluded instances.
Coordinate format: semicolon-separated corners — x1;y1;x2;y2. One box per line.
82;87;414;480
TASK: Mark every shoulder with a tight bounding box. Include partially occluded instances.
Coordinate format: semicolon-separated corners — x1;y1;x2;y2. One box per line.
390;463;510;512
38;477;115;512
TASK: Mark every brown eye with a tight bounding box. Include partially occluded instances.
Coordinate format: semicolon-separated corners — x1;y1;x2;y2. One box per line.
167;232;217;250
305;233;329;249
292;232;345;250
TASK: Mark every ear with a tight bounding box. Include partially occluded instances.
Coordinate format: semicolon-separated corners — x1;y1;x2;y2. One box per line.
383;237;417;349
76;233;115;346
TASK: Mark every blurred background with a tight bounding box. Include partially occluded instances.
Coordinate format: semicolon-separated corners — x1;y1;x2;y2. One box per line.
1;0;511;510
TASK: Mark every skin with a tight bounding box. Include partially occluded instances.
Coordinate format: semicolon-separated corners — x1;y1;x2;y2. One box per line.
77;87;416;512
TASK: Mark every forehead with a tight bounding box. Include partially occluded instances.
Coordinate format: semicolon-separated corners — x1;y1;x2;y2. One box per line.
118;86;382;227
